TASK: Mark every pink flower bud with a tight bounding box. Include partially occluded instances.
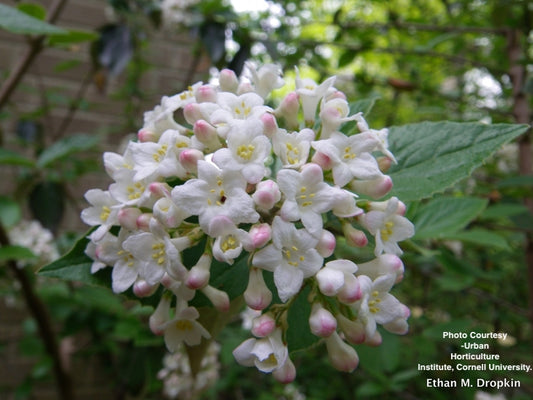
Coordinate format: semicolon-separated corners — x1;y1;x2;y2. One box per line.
252;179;281;210
336;314;366;344
337;274;362;304
149;294;172;335
186;254;211;290
138;128;157;142
133;280;158;298
316;267;344;297
249;223;272;249
311;151;333;170
219;69;239;93
325;331;359;372
316;229;336;257
183;103;203;125
136;213;153;231
251;313;276;337
309;303;337;338
195;84;217;103
383;309;410;335
179;149;204;173
260;113;279;137
357;254;404;283
350;175;393;199
342;223;368;247
327;90;347;100
377;156;392;173
193;120;218;143
273;357;297;384
275;92;300;129
237;81;254;94
365;330;382;347
118;207;142;230
244;268;272;310
201;285;230;312
149;182;171;198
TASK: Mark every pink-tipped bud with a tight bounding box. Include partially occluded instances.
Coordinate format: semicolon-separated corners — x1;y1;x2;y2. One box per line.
118;207;142;230
325;331;359;372
186;254;211;290
377;156;392;173
201;285;230;312
365;330;383;347
342;224;368;247
195;84;217;103
337;274;362;304
252;179;281;210
136;213;153;231
316;229;336;257
273;357;297;384
193;119;218;143
383;310;410;335
260;113;279;137
137;128;157;142
149;182;171;198
327;90;347;100
237;81;254;94
311;151;333;170
251;313;276;337
219;69;239;93
316;267;344;297
249;223;272;249
149;294;172;335
179;149;204;172
336;313;366;344
183;103;203;125
133;280;158;298
275;92;300;129
244;268;272;310
350;175;393;199
309;303;337;338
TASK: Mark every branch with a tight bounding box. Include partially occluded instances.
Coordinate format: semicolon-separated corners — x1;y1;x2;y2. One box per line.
0;223;75;400
0;0;69;111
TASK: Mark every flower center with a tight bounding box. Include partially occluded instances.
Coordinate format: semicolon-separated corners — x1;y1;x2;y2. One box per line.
117;249;135;267
234;100;251;118
298;186;315;207
380;221;395;242
368;290;382;313
343;146;356;160
285;142;300;165
152;143;168;162
221;235;238;252
283;245;304;267
100;206;111;222
127;182;145;200
237;144;255;160
151;242;166;265
175;320;193;331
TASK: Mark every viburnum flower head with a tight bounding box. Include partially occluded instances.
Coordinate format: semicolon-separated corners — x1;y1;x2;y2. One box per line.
80;62;415;383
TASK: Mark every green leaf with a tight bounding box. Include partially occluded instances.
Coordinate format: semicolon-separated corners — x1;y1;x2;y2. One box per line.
17;2;46;20
286;285;320;353
0;196;22;228
0;148;35;167
38;232;110;287
412;197;488;239
444;229;510;251
48;29;98;47
388;122;529;202
0;3;66;35
0;245;36;262
480;203;530;219
36;134;99;168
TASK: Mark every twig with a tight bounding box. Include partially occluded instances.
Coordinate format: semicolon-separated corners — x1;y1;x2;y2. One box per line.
0;0;69;111
0;223;75;400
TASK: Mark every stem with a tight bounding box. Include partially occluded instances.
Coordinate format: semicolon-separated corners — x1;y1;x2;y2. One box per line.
0;0;69;111
506;28;533;334
0;223;75;400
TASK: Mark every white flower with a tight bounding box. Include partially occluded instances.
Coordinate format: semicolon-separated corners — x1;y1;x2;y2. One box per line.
354;274;409;339
108;168;152;208
362;197;415;256
277;163;335;237
272;128;315;169
295;69;336;124
163;306;211;350
233;328;288;373
212;119;271;184
171;160;259;231
81;189;120;242
208;215;252;264
253;216;323;302
312;131;382;187
246;62;285;99
355;113;397;163
319;98;360;139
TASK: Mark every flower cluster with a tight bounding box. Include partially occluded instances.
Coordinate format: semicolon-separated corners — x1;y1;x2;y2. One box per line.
82;63;414;382
8;220;59;268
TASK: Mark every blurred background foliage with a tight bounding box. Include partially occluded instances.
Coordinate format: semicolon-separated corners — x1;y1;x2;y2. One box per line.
0;0;532;399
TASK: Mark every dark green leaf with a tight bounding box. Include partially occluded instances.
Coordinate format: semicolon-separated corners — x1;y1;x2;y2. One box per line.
0;245;36;262
29;181;65;233
480;203;530;219
0;3;66;35
17;3;46;20
0;148;35;167
200;21;226;64
48;29;98;47
36;134;99;168
388;122;529;202
286;285;320;353
444;229;510;251
412;197;488;239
